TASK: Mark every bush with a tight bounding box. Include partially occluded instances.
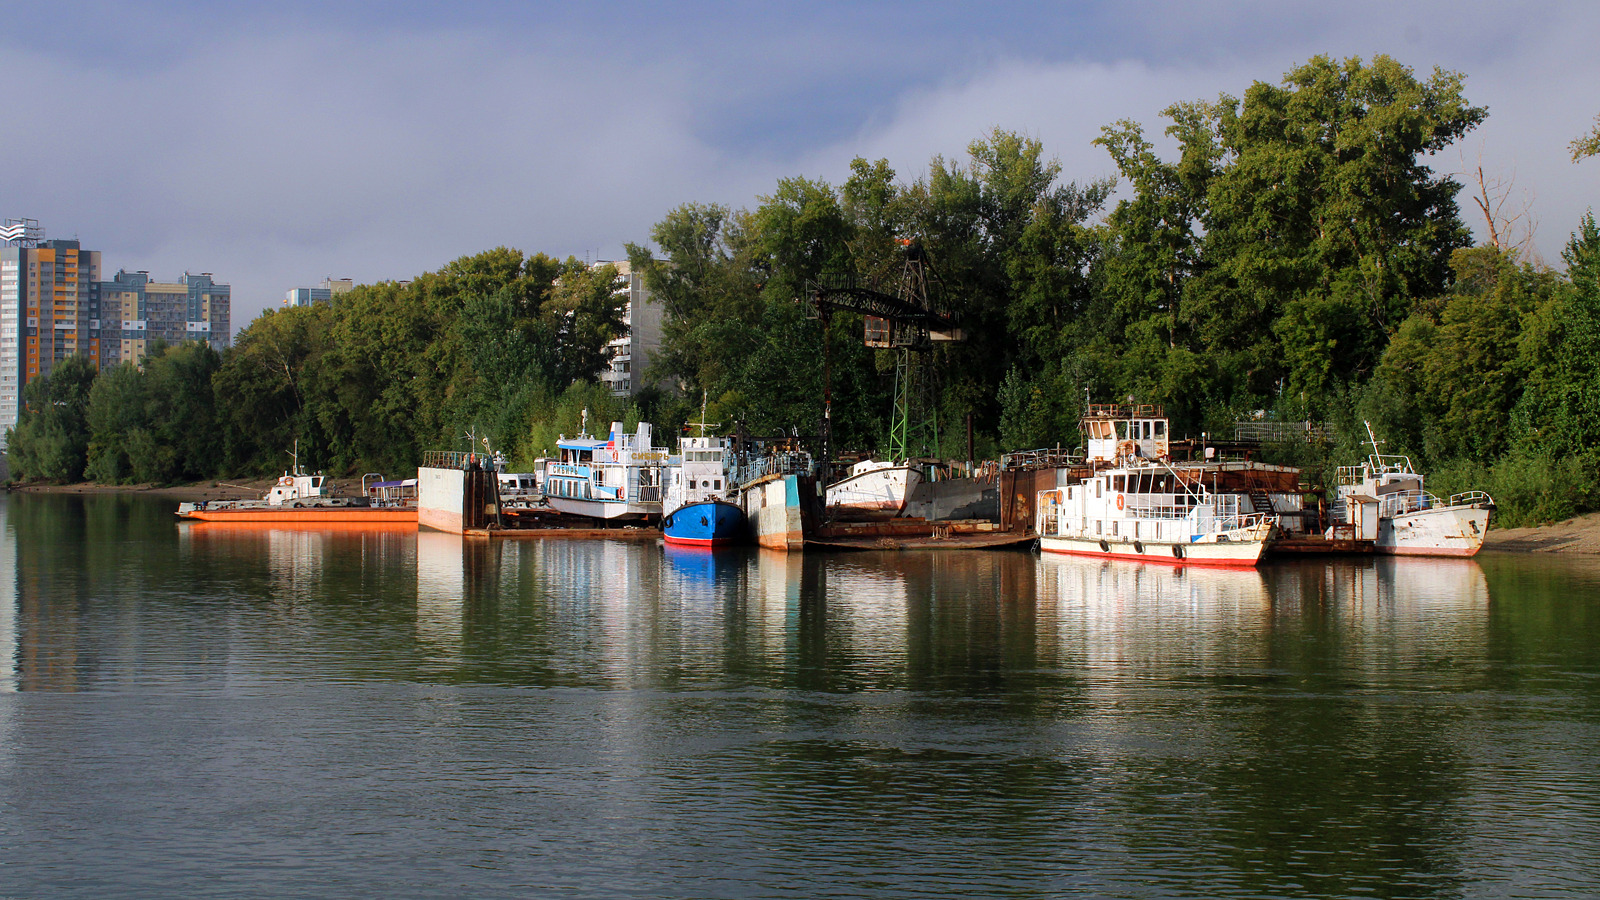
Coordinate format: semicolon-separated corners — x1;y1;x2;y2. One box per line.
1427;452;1600;529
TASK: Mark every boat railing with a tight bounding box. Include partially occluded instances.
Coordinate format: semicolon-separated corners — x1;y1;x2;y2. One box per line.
1201;511;1276;534
733;451;815;485
1122;502;1200;520
1001;447;1082;471
1336;464;1369;486
1368;453;1416;476
636;485;662;502
1379;489;1438;517
1448;490;1494;507
422;450;493;470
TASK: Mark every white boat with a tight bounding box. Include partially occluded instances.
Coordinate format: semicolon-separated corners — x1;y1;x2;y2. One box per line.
1333;424;1494;557
1037;463;1277;567
825;459;922;514
1033;403;1277;567
542;420;668;521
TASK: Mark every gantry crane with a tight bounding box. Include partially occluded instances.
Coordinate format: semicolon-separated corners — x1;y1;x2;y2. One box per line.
808;240;964;475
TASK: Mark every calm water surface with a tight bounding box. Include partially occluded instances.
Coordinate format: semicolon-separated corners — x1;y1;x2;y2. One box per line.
2;493;1599;899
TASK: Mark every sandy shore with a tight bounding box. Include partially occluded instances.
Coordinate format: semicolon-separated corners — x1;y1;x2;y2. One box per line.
1482;512;1600;555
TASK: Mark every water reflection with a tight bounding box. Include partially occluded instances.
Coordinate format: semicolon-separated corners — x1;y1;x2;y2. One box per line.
3;494;1600;898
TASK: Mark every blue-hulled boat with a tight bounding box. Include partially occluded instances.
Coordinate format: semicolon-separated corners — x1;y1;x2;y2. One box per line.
663;433;747;547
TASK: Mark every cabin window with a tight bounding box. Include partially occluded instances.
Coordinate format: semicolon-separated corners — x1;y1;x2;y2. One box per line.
1112;522;1119;536
714;479;721;489
1096;520;1102;534
1154;421;1165;437
1096;480;1102;498
1134;522;1140;539
1114;475;1126;492
1067;487;1073;501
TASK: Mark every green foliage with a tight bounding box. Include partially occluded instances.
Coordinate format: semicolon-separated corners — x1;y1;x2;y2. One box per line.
1571;114;1600;162
1364;248;1556;464
82;342;223;484
1428;453;1600;529
1511;213;1600;458
6;354;98;482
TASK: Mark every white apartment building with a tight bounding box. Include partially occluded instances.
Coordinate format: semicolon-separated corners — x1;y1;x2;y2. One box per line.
597;260;662;397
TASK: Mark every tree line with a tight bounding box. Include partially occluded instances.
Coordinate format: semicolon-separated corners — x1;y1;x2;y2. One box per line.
7;55;1599;526
7;251;637;482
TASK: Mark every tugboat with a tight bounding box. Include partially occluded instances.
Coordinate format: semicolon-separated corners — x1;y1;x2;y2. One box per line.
1333;423;1495;557
661;402;746;547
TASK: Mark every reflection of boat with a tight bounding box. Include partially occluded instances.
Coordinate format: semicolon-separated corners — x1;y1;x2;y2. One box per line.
1334;423;1495;557
661;542;744;595
183;519;419;535
1037;551;1272;609
663;428;746;547
176;468;417;524
825;460;922;514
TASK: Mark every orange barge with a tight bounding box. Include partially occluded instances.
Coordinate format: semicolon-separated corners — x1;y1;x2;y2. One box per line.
176;469;418;525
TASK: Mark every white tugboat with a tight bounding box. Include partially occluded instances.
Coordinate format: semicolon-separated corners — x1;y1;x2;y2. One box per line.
1334;423;1495;557
1034;404;1277;567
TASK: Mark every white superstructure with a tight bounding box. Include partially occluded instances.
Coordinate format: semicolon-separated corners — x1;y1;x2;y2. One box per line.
1037;462;1276;567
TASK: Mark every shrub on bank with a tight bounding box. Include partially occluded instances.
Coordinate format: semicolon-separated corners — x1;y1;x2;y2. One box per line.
1427;453;1600;529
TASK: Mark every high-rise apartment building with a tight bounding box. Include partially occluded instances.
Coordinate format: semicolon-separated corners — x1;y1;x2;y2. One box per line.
1;220;103;437
99;270;231;367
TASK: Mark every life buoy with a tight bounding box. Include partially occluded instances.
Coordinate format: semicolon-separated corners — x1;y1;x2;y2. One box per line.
1115;494;1125;510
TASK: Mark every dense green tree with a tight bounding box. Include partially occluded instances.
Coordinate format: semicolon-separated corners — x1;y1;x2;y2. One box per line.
6;354;99;482
1512;213;1600;459
1365;247;1556;463
84;362;145;483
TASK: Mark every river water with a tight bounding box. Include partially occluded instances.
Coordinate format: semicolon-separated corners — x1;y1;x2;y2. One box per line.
2;493;1598;899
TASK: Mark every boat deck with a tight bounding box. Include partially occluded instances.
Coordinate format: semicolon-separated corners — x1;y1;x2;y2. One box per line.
1270;535;1376;555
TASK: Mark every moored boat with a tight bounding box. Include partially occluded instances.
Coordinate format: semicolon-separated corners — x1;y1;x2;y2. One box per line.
663;432;746;547
1332;423;1494;557
541;420;668;522
825;459;923;515
1032;403;1277;567
176;469;417;524
1036;463;1277;567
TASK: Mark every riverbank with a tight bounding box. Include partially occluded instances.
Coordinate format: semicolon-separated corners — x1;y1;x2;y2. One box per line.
4;478;363;503
1482;512;1600;555
7;480;1600;554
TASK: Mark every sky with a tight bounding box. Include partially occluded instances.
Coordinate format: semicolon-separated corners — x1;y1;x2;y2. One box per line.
3;1;1598;332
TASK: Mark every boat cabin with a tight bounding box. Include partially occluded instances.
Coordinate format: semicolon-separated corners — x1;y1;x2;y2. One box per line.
667;434;732;512
1083;404;1169;465
266;472;331;506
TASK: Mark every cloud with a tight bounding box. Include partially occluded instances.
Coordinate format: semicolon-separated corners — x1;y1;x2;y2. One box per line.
2;2;1598;334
